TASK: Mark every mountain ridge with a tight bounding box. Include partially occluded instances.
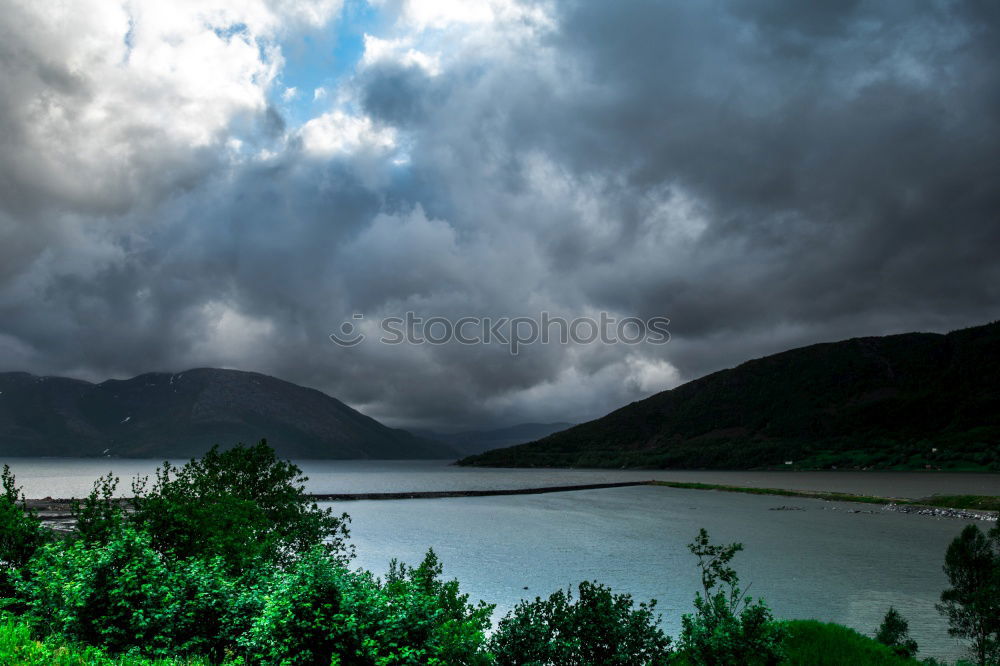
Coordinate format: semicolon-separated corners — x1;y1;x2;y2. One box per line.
0;367;456;459
458;321;1000;470
415;422;576;456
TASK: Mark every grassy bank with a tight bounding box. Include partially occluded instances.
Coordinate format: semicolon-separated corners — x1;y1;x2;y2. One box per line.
650;481;1000;514
780;620;926;665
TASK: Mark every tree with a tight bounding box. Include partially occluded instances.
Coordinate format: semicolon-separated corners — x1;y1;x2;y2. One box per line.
490;580;672;666
936;523;1000;666
129;440;351;573
875;607;918;659
679;528;785;666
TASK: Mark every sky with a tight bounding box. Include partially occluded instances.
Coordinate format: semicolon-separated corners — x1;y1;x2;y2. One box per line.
0;0;997;431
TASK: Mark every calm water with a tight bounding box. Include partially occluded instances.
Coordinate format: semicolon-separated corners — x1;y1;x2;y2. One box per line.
328;487;982;662
6;457;1000;499
5;458;998;661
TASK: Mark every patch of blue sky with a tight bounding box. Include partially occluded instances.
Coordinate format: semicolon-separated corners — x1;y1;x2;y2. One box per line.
273;0;382;128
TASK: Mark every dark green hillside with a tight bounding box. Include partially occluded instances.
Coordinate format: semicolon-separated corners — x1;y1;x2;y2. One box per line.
459;321;1000;470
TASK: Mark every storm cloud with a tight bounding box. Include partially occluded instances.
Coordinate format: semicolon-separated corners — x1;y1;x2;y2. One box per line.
0;0;997;430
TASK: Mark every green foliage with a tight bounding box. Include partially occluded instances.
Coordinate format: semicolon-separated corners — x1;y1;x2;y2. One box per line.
781;620;920;665
679;529;785;666
936;524;1000;666
67;441;350;574
0;613;230;665
376;549;494;665
489;580;671;666
71;472;126;544
875;607;919;659
238;546;369;665
0;465;50;602
128;441;350;574
17;524;237;660
241;547;493;665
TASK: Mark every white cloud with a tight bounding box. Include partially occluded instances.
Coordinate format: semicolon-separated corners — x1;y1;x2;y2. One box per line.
378;0;495;30
361;35;441;75
282;86;299;101
298;110;397;156
624;355;681;395
191;301;276;363
0;0;345;214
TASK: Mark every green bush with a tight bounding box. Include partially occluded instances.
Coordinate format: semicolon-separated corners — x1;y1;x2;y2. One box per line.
18;525;236;660
71;472;127;545
781;620;920;665
376;549;494;665
0;465;51;603
0;613;227;665
678;529;785;666
238;546;376;665
489;580;671;666
241;547;493;665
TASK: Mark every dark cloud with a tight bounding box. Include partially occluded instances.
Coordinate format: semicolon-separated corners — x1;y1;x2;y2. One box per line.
0;0;997;431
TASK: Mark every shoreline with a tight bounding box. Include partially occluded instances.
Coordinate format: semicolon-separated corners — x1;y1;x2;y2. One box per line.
25;480;998;529
649;481;998;521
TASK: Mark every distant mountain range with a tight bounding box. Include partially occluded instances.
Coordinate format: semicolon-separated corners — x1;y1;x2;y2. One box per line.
416;422;575;456
0;368;456;459
459;321;1000;471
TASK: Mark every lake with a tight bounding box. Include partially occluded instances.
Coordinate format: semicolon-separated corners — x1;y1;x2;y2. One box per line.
5;458;999;661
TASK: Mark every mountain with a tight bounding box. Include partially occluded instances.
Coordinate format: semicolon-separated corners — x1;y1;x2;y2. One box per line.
0;368;456;459
458;321;1000;471
416;422;575;456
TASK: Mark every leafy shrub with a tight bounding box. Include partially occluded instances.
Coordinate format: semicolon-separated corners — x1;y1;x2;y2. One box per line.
489;580;672;666
241;547;493;665
377;549;494;665
0;465;50;603
71;472;126;545
678;529;784;666
18;525;236;660
238;546;376;665
0;613;228;665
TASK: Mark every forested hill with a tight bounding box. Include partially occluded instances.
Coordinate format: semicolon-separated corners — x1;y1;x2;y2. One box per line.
459;321;1000;470
0;368;455;459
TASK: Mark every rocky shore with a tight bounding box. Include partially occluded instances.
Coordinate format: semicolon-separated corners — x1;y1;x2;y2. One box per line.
883;503;998;522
